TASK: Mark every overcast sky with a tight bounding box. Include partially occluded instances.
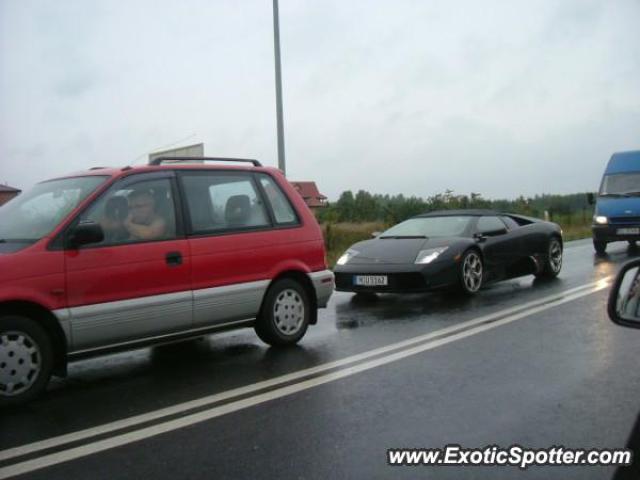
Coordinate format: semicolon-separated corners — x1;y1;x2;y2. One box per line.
0;0;638;200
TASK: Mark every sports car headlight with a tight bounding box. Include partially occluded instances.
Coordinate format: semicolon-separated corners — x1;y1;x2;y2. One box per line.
337;249;359;265
415;247;448;264
594;215;608;225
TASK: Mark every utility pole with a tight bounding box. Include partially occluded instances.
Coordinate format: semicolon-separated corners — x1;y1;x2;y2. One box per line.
272;0;286;174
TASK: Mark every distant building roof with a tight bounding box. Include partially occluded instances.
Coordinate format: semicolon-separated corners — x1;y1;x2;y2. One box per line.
0;184;20;193
290;181;327;208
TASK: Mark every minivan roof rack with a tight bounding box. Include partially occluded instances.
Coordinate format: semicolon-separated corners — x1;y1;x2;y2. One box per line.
149;156;262;167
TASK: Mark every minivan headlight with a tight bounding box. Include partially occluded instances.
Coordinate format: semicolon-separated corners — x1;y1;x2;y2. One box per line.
594;215;608;225
415;247;448;264
337;249;359;265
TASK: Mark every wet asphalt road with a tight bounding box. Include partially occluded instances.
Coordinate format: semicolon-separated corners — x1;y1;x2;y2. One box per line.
2;239;640;479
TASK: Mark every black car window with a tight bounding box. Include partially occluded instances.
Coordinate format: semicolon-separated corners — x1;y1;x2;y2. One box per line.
381;216;473;238
501;216;520;230
477;216;508;235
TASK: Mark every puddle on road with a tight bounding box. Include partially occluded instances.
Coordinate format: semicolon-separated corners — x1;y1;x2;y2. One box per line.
331;277;556;331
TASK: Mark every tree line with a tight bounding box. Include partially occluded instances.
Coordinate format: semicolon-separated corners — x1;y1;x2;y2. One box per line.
316;190;594;224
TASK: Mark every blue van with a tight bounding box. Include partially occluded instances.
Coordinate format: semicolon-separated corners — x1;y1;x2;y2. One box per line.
592;150;640;254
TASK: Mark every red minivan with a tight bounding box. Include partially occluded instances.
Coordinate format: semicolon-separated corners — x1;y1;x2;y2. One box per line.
0;158;334;405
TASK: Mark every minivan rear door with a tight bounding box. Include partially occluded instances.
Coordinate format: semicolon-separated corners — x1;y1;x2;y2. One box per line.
179;170;273;327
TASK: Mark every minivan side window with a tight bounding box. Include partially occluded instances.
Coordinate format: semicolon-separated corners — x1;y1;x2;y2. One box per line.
81;178;177;245
181;173;270;234
258;174;299;225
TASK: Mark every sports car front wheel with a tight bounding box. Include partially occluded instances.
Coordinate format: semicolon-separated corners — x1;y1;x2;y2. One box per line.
535;237;563;279
459;250;483;294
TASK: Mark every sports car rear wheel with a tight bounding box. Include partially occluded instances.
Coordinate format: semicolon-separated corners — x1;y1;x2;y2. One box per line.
459;250;483;294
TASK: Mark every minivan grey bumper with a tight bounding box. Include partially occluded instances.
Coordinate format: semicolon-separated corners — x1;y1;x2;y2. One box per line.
309;270;335;308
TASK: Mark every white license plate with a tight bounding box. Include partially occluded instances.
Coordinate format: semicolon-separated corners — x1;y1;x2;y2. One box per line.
617;228;640;235
354;275;388;286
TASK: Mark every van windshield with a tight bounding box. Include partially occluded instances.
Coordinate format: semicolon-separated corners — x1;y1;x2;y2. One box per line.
600;173;640;196
0;176;107;243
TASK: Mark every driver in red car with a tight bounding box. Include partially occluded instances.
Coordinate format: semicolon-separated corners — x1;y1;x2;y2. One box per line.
124;189;167;241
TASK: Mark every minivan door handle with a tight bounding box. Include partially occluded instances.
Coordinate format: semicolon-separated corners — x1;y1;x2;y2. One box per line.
165;251;183;266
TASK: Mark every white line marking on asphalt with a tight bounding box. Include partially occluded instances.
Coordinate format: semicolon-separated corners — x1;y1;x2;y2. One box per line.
0;279;610;479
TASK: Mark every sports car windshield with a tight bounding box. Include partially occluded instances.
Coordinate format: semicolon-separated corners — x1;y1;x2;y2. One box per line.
0;176;107;243
600;173;640;196
380;216;473;238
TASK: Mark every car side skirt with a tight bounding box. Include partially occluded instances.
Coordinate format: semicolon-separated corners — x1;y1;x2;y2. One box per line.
67;318;255;361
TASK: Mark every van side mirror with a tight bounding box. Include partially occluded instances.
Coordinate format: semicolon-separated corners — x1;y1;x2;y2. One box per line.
608;259;640;329
67;221;104;248
587;192;595;205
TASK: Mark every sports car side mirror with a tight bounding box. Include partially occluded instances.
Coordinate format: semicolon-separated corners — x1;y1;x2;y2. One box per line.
608;258;640;329
371;231;381;238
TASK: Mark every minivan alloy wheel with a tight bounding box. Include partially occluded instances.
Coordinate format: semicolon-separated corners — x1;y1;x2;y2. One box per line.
0;331;41;396
273;289;305;335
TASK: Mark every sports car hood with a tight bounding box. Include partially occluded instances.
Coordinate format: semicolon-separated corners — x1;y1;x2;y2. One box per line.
347;237;460;265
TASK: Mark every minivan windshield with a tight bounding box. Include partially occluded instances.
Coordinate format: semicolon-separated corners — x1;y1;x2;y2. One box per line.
600;173;640;196
380;216;473;238
0;176;107;243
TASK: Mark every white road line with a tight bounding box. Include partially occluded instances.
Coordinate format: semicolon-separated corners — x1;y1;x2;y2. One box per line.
0;279;606;465
0;280;609;479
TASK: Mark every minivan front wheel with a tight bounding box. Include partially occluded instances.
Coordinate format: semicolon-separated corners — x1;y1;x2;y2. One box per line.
0;315;53;406
255;278;310;347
